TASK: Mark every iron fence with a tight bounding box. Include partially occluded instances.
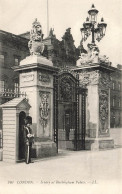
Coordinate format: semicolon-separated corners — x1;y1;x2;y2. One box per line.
0;89;27;99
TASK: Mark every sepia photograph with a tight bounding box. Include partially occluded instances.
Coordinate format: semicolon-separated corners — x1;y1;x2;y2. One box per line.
0;0;122;194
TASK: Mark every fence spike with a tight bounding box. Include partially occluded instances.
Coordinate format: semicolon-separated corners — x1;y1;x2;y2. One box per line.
4;89;6;96
8;89;10;96
14;90;16;97
11;89;13;97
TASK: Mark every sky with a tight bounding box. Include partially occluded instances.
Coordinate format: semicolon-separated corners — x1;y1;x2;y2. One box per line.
0;0;122;67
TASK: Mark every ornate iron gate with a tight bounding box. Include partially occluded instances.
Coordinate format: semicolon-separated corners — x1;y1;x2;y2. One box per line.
53;69;87;152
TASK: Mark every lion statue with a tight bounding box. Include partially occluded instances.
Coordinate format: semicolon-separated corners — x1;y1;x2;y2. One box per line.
28;18;44;55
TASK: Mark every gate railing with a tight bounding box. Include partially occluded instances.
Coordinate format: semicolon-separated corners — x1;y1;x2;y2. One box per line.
0;89;27;99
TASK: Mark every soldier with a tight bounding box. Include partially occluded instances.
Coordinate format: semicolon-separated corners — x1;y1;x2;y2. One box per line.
23;116;34;164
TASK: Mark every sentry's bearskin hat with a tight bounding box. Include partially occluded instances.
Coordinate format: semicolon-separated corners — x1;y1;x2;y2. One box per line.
24;116;32;125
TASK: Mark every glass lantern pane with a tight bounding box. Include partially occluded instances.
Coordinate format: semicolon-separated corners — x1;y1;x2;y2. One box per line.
91;15;95;22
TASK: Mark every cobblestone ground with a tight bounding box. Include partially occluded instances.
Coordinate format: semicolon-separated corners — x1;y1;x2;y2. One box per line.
0;148;122;194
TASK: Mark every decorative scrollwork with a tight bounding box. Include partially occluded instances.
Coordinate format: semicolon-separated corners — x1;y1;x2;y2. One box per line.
59;67;79;79
39;73;50;83
99;90;109;131
99;72;112;89
79;70;99;86
60;78;72;101
39;92;50;129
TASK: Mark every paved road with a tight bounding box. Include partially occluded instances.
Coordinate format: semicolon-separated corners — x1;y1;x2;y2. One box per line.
0;148;122;194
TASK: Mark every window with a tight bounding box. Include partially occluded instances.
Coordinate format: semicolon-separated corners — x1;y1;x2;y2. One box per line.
118;83;121;91
14;55;21;66
112;82;115;90
0;54;4;66
112;98;115;107
14;58;19;66
0;81;5;92
14;83;19;93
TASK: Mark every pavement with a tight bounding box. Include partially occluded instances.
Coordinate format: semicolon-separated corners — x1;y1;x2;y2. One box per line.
110;128;122;146
0;148;122;194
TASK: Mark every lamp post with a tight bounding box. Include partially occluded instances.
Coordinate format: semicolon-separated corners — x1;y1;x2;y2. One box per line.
80;4;107;44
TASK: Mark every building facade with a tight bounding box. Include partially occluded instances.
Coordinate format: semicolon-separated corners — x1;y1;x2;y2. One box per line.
0;30;29;102
110;64;122;128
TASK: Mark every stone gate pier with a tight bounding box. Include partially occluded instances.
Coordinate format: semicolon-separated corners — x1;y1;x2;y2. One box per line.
14;19;58;158
75;44;115;150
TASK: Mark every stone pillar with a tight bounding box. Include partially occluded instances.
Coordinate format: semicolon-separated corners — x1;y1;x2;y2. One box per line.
75;65;114;150
14;55;58;158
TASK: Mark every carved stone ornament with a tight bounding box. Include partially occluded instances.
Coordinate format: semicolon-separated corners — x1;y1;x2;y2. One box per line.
99;55;109;64
59;67;78;79
76;43;110;66
39;73;50;83
77;44;100;66
28;18;44;55
21;72;34;82
39;92;50;128
79;70;99;87
99;90;109;131
99;72;112;89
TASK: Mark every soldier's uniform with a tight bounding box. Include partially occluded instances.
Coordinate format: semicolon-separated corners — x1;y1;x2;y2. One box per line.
23;116;34;164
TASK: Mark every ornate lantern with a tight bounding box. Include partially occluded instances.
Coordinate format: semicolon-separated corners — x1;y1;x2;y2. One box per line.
80;4;107;44
98;18;107;36
88;4;99;24
83;17;92;29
